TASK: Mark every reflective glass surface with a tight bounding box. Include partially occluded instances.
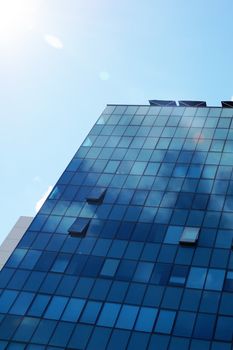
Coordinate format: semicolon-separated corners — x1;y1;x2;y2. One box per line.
1;105;233;349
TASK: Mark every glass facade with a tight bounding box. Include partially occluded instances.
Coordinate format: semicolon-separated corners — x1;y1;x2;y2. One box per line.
1;104;233;349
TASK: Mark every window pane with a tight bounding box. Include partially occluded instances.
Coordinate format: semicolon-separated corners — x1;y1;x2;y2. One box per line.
116;305;139;330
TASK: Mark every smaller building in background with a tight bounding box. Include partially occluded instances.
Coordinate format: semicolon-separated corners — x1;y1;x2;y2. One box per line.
0;216;33;271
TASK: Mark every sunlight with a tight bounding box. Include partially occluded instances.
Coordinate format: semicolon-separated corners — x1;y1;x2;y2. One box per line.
0;0;37;41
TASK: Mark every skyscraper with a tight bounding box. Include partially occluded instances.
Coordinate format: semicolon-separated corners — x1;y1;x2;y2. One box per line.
1;100;233;349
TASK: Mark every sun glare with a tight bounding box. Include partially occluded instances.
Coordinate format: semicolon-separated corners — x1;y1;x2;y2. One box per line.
0;0;37;41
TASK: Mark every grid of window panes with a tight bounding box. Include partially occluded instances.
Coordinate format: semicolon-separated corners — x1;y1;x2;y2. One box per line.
1;104;233;349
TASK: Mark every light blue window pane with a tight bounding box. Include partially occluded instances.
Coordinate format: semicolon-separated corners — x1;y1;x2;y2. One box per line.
205;269;225;291
187;267;207;289
135;307;158;332
130;162;147;175
80;301;102;324
28;294;51;317
100;259;119;277
155;310;176;334
173;165;188;177
44;296;68;320
10;292;35;315
98;303;121;327
116;305;139;330
0;290;18;313
164;226;183;244
61;298;85;322
180;227;199;243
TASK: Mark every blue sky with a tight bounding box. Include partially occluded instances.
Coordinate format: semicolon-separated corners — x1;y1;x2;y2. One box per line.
1;0;233;243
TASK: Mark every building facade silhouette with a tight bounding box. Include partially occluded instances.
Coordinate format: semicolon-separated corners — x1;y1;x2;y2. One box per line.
1;101;233;349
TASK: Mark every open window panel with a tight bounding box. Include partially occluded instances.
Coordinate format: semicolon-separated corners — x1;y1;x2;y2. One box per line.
179;227;200;246
68;218;90;238
86;188;106;204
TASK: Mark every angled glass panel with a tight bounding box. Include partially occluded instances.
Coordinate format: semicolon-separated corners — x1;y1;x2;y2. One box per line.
180;227;199;245
68;218;90;237
86;188;106;204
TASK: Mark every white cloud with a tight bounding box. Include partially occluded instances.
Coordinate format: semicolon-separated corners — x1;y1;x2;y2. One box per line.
44;34;63;49
231;96;233;102
35;185;53;213
99;71;110;81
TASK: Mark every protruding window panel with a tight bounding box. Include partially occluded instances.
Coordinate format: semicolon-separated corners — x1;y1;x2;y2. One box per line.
86;188;106;204
68;218;90;238
179;227;199;245
178;101;206;107
221;101;233;108
149;100;177;107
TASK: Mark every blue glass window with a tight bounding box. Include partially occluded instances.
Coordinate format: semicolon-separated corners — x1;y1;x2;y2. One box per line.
193;314;216;340
44;296;68;320
133;262;153;283
154;310;176;334
51;253;71;273
116;305;139;330
173;311;196;336
150;263;172;285
169;265;189;286
32;320;56;345
12;317;39;342
135;307;158;332
28;294;51;317
100;259;119;277
0;290;18;313
80;301;102;324
215;316;233;341
61;298;85;322
164;226;183;244
10;292;34;315
205;269;225;291
6;249;27;268
68;324;92;350
97;303;121;327
187;267;207;289
48;322;75;347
